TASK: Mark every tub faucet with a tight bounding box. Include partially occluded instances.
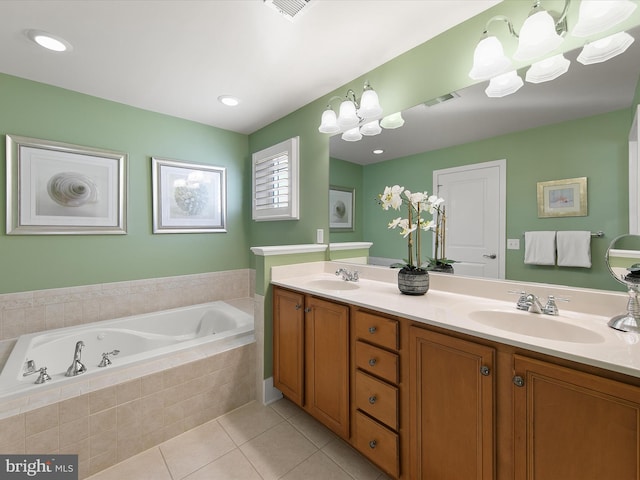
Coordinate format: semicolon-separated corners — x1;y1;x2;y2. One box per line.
65;341;86;377
335;268;359;282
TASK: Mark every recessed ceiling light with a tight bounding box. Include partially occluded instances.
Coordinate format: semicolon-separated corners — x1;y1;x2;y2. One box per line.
218;95;240;107
373;149;384;155
26;29;72;52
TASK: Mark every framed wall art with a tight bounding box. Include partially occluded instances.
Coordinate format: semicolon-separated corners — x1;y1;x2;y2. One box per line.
329;185;355;232
6;134;128;235
537;176;587;218
152;157;227;233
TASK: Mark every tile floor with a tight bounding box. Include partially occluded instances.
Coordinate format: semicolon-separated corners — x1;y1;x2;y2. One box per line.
86;398;391;480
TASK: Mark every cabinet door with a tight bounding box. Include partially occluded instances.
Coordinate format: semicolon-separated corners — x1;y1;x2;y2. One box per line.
409;326;495;480
273;287;305;406
513;355;640;480
305;295;350;438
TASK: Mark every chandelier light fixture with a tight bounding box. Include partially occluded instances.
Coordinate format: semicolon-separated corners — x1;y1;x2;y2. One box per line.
318;81;404;142
469;0;637;97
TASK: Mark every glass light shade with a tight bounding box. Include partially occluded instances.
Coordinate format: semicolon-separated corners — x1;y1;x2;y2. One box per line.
318;108;340;134
380;112;405;129
469;36;512;80
513;10;564;61
485;71;524;98
341;127;362;142
525;54;570;83
358;88;383;119
337;100;359;130
572;0;637;37
577;31;634;65
360;120;382;136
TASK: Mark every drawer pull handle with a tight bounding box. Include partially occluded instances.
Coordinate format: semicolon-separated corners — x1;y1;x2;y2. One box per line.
368;358;377;367
368;326;377;334
480;365;490;376
368;395;377;405
513;375;525;387
294;304;302;310
369;440;377;449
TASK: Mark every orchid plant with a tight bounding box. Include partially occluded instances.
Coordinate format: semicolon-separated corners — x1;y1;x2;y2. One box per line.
378;185;450;271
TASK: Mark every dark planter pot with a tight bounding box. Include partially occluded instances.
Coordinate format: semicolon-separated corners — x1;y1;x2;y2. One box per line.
397;267;429;296
429;263;454;274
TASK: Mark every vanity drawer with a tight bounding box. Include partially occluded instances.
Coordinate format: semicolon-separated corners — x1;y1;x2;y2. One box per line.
354;310;399;351
355;340;399;384
354;410;399;478
355;370;398;430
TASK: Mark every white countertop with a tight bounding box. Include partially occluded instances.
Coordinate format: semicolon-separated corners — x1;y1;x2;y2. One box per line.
271;262;640;379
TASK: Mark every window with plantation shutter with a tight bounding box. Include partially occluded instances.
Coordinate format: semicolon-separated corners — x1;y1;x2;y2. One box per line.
252;136;299;221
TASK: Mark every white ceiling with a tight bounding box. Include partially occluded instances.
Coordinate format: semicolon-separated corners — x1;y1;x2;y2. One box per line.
0;0;500;135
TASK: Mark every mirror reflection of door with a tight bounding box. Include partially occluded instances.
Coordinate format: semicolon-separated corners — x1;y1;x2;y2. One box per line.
434;160;505;279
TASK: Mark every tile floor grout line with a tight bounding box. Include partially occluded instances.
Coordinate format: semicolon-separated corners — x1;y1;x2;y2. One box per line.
157;444;176;480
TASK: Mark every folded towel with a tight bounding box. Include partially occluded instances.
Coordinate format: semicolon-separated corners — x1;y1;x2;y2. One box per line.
557;231;592;268
524;231;556;265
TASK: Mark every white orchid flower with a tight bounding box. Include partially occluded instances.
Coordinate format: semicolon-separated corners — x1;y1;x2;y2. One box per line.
399;221;417;238
388;217;403;229
380;185;404;210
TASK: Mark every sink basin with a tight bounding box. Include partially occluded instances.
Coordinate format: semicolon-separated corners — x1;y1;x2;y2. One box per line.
305;279;360;291
468;310;605;344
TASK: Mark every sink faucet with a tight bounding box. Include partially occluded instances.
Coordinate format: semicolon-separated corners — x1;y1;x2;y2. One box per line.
513;291;567;315
335;268;359;282
524;294;544;314
65;341;87;377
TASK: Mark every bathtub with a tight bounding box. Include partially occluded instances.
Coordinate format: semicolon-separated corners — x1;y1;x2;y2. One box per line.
0;301;254;399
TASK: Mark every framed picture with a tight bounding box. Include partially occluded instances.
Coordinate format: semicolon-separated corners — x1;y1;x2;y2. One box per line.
537;176;587;218
329;185;355;231
152;157;226;233
6;135;127;235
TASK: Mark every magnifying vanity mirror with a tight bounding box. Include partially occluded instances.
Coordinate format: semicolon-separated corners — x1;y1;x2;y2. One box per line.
329;24;640;292
606;234;640;332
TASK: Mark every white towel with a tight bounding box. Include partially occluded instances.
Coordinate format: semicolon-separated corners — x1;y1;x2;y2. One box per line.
557;231;592;268
524;231;556;265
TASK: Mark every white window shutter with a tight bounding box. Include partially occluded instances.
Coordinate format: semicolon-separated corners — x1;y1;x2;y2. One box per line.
252;137;299;221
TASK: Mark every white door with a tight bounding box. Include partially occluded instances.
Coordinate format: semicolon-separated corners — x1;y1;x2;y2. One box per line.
433;160;505;279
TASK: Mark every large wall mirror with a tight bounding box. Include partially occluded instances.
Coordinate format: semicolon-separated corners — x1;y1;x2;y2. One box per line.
329;25;640;292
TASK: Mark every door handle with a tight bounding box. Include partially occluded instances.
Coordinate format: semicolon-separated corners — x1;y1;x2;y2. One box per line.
483;254;497;259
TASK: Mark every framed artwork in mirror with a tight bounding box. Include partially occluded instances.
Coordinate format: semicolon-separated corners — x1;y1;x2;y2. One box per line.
329;185;354;232
152;157;226;233
537;176;587;218
6;134;127;235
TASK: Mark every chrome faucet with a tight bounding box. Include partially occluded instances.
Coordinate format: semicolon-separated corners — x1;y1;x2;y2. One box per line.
512;291;568;315
524;293;544;314
335;268;359;282
65;341;87;377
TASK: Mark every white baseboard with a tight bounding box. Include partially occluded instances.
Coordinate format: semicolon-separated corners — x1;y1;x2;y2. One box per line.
262;377;283;405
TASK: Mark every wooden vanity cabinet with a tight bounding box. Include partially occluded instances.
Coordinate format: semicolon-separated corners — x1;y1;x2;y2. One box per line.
272;286;350;438
408;326;496;480
512;355;640;480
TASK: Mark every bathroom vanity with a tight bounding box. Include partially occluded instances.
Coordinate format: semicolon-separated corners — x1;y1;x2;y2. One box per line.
271;262;640;480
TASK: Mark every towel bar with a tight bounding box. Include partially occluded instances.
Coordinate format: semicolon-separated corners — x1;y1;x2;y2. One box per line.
521;231;604;238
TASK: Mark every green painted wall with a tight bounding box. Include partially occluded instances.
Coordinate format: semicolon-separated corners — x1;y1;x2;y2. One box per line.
329;157;364;244
361;109;631;291
0;74;250;294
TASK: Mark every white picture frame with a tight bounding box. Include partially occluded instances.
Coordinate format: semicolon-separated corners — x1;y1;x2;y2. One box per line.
329;185;355;232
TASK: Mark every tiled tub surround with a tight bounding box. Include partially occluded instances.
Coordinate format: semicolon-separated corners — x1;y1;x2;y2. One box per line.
0;269;254;371
0;270;257;478
0;341;256;479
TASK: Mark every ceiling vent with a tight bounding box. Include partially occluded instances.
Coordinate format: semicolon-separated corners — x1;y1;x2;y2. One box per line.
264;0;314;22
424;91;460;108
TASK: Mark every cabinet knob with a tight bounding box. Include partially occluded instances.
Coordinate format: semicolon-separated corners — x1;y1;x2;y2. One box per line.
368;326;377;334
304;307;312;313
294;304;302;310
368;395;377;405
368;358;377;367
369;440;377;449
513;375;525;387
480;365;490;376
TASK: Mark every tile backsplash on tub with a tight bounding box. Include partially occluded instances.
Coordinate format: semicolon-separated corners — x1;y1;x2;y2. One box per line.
0;269;253;369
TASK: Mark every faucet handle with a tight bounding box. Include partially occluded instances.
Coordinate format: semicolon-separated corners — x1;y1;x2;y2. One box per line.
542;295;569;316
509;290;529;310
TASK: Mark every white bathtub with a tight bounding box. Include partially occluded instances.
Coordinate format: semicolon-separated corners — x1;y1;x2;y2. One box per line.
0;301;254;398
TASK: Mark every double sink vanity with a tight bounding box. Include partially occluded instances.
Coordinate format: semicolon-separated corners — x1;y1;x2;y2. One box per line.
271;261;640;479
